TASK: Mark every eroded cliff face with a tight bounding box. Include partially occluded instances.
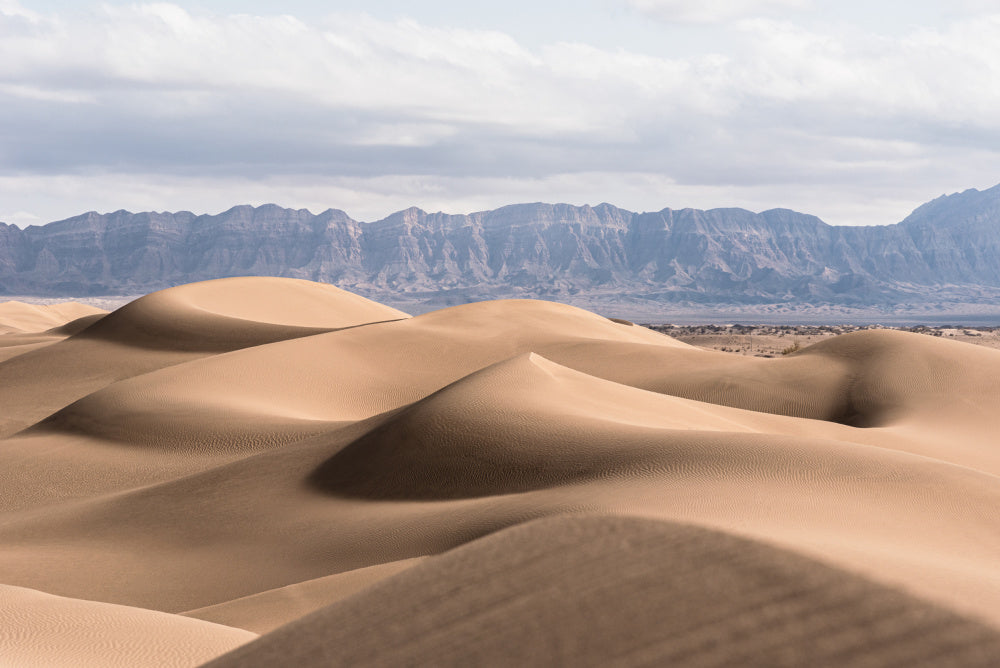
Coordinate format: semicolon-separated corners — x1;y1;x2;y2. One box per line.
2;185;999;306
0;223;30;284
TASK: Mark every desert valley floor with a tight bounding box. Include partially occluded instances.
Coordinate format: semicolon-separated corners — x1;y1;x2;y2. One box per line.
2;276;1000;666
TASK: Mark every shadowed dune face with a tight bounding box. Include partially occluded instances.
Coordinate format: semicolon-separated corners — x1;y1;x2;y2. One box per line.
205;516;1000;668
309;353;685;499
799;329;1000;427
3;278;1000;666
309;352;881;500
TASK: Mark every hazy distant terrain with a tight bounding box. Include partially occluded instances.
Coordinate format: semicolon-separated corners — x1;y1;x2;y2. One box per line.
2;184;1000;320
655;323;1000;357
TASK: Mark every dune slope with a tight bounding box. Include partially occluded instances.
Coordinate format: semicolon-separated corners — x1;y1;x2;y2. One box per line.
206;515;1000;668
0;584;254;668
0;301;106;334
0;276;407;437
2;278;1000;666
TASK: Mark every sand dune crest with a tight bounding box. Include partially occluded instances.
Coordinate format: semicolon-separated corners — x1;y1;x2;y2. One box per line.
310;351;839;500
77;276;409;351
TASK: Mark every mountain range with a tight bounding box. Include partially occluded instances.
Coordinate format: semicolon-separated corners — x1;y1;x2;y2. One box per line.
2;184;1000;319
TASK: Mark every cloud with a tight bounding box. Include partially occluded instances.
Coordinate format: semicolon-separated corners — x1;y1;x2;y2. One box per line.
0;2;998;227
624;0;809;23
0;0;39;21
0;209;40;226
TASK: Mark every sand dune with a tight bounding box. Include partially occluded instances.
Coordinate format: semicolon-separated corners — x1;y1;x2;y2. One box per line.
0;583;254;667
77;275;409;351
182;557;427;634
0;303;107;364
205;516;1000;668
2;277;1000;666
0;301;105;334
0;277;406;437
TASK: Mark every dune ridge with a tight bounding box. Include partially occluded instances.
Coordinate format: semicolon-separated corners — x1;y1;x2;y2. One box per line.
2;276;1000;666
0;301;106;335
0;583;254;668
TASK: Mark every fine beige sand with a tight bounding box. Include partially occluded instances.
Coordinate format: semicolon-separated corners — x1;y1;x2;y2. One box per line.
0;301;105;335
2;276;1000;666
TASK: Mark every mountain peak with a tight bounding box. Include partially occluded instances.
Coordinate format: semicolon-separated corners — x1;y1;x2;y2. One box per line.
3;187;1000;310
901;184;1000;229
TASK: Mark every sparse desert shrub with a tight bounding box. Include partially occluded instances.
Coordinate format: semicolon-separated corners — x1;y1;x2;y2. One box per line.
781;341;801;355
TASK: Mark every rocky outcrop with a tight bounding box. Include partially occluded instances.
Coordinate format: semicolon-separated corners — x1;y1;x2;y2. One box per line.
2;184;1000;307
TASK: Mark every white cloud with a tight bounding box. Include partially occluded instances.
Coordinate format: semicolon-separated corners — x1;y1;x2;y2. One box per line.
0;209;40;226
625;0;809;23
0;0;39;21
0;83;94;103
2;4;998;132
725;15;1000;129
0;2;998;226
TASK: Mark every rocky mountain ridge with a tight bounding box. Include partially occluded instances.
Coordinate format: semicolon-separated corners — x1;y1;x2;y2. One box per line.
2;185;1000;314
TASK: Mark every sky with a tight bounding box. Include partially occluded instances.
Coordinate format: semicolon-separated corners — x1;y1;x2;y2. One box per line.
0;1;998;227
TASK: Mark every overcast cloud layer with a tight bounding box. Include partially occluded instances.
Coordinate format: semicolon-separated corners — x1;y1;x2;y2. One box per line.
0;0;998;226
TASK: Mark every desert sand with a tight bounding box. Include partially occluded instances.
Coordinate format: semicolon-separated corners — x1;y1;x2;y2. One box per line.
2;276;1000;666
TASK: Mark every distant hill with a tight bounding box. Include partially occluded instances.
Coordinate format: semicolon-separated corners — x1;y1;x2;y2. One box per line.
2;184;1000;316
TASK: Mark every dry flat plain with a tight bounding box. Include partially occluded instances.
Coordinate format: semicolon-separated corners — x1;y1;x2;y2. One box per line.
3;276;1000;666
654;324;1000;357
